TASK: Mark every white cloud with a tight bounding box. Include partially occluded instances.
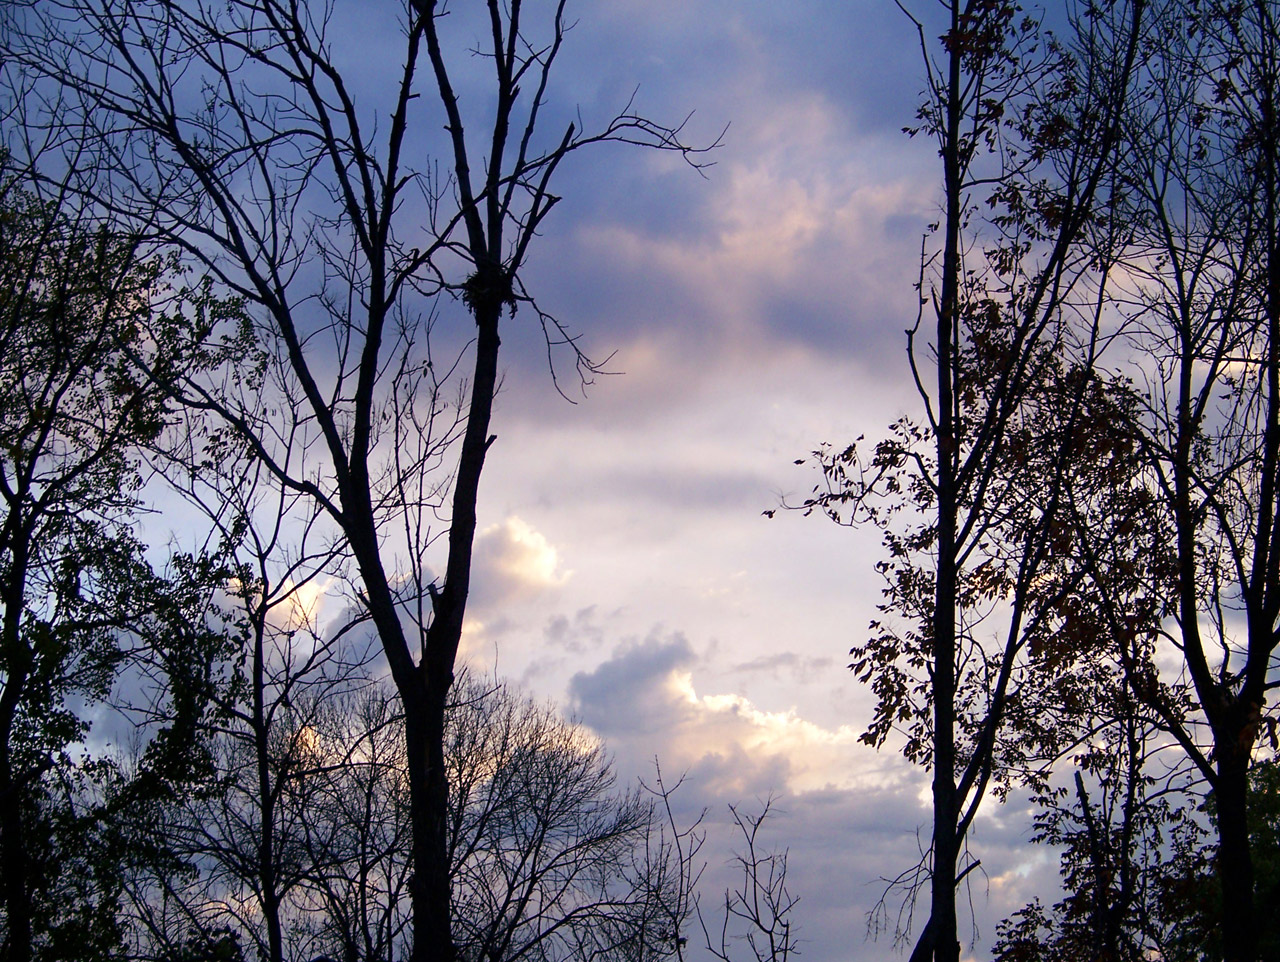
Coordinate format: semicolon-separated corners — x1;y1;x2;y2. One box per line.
666;670;878;794
570;633;894;799
469;516;571;608
270;576;335;633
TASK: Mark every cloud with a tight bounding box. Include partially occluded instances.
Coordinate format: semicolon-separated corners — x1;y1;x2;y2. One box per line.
560;623;1070;958
454;517;575;675
706;785;1062;962
543;606;609;655
731;651;836;679
568;630;698;737
266;576;335;634
560;627;955;960
468;516;571;612
569;630;885;799
504;10;938;410
560;148;929;359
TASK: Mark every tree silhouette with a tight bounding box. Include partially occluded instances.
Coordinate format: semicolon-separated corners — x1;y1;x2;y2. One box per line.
2;3;710;959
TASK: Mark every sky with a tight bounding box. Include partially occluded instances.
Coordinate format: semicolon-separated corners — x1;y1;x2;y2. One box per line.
72;0;1073;957
402;2;1068;959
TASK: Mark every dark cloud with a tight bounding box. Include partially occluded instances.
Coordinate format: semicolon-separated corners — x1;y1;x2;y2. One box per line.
568;629;697;736
543;606;608;654
471;0;943;410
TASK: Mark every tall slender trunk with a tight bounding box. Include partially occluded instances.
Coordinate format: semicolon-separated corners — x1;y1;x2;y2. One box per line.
0;538;31;962
0;725;29;962
252;617;285;962
404;689;453;962
1216;18;1280;956
929;5;965;959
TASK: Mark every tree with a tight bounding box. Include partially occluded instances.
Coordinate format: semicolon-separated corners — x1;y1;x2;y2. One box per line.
1;4;708;960
1046;3;1280;957
993;756;1280;962
989;689;1196;962
987;353;1193;962
644;767;798;962
135;673;691;962
0;164;239;960
441;677;680;962
288;685;412;962
932;3;1280;957
695;801;798;962
1160;759;1280;962
793;3;1145;959
116;391;380;962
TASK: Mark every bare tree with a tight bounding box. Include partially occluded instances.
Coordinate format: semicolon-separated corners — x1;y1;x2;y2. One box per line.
645;767;798;962
1;3;709;960
443;678;679;962
123;672;691;962
291;685;413;962
118;424;382;962
254;675;690;962
696;801;798;962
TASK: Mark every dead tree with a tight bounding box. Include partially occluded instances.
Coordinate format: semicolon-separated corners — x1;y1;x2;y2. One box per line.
1;3;710;959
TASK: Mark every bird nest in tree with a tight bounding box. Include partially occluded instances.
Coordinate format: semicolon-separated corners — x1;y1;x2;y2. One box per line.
462;265;516;316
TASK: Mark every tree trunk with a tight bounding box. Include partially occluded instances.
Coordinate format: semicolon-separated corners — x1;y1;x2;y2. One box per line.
0;542;32;962
405;295;502;962
928;3;965;959
405;691;455;962
0;706;30;962
1215;744;1257;962
252;620;285;962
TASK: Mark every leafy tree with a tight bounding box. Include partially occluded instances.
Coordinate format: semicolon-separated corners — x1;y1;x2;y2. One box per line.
990;698;1198;962
1160;760;1280;962
987;364;1192;962
978;3;1280;957
994;758;1280;962
793;3;1145;959
0;167;239;960
1044;1;1280;956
